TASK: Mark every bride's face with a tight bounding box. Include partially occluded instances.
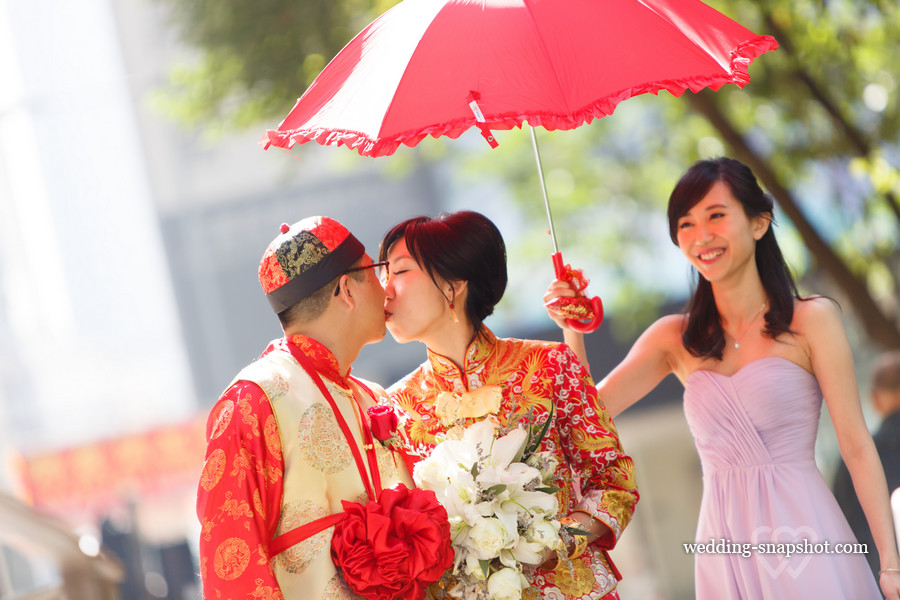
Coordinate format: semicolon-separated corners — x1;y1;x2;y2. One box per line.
382;238;453;344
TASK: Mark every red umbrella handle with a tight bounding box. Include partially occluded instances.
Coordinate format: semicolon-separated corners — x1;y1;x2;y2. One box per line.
569;296;604;333
551;252;604;333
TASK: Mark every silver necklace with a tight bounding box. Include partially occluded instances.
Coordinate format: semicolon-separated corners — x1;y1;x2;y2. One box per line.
729;301;767;349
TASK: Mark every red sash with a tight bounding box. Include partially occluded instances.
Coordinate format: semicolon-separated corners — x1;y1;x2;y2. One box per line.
269;348;382;556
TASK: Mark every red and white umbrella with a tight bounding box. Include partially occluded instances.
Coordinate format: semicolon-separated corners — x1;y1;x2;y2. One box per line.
264;0;778;330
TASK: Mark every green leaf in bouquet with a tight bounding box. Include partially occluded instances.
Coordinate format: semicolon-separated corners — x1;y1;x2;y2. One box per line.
512;439;526;465
535;485;561;495
479;559;492;579
485;484;508;496
522;403;555;459
562;524;592;537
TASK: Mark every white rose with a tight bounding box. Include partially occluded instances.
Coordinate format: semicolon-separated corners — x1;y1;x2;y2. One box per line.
466;516;511;560
528;518;562;548
486;568;528;600
412;456;448;492
525;451;560;482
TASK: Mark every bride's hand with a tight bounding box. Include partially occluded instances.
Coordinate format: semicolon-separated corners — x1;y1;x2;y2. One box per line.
537;547;560;571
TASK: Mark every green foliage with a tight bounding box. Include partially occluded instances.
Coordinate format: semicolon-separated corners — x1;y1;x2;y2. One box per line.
155;0;401;133
714;0;900;331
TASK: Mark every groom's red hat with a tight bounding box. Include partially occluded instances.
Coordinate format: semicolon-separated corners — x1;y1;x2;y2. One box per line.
258;216;364;313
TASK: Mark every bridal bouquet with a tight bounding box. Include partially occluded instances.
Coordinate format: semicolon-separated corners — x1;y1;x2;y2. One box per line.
412;414;563;600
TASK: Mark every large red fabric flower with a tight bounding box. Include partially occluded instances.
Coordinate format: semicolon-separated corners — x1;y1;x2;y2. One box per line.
331;484;453;600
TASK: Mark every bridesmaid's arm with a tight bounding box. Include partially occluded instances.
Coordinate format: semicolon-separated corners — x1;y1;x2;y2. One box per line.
562;329;588;374
543;279;590;371
595;315;681;418
543;278;681;418
802;298;900;598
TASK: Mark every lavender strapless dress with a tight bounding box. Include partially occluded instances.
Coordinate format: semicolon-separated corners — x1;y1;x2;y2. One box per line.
683;357;881;599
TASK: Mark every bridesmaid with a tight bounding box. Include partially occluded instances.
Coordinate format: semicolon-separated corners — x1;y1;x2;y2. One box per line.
547;157;900;599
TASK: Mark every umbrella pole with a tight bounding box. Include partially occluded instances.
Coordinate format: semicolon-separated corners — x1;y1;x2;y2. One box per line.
529;126;559;255
530;126;604;333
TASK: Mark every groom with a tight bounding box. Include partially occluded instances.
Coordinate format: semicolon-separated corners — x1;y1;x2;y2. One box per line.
196;217;414;599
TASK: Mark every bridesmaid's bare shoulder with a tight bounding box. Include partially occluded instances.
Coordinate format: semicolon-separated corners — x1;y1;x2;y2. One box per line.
790;295;844;366
792;295;840;325
644;313;695;376
640;313;686;349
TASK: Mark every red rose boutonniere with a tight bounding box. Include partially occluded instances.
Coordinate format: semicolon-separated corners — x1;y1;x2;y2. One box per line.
367;405;400;449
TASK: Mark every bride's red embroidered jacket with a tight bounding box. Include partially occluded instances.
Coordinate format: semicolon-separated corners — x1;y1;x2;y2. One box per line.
387;328;639;600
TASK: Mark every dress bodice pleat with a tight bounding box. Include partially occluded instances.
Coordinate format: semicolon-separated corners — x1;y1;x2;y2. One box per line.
685;357;820;473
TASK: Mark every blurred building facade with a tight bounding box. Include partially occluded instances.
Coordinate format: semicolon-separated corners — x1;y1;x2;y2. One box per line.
0;0;446;596
0;0;195;454
0;0;199;595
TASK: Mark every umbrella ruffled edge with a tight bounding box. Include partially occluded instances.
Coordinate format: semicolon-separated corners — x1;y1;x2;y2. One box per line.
262;122;473;158
263;34;778;158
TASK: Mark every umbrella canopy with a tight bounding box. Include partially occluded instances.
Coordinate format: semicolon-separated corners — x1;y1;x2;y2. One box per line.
263;0;777;332
264;0;777;157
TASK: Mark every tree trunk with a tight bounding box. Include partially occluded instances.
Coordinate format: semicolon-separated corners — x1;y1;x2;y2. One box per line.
689;90;900;350
761;11;900;225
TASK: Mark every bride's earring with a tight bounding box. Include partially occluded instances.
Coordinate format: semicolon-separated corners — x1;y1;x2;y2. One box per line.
449;291;459;323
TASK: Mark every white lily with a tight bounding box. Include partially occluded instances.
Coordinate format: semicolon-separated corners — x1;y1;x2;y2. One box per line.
460;420;526;469
503;488;559;518
510;536;546;565
411;418;561;598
